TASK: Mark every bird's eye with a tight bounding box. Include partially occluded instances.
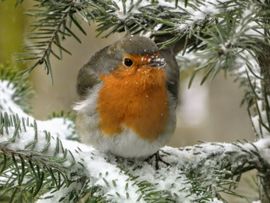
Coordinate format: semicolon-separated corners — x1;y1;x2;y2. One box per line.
124;58;133;67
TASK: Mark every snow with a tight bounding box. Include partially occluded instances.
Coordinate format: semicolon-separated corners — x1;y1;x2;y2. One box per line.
253;138;270;165
252;112;270;138
190;0;220;21
235;6;264;37
0;80;75;140
0;78;231;202
0;80;30;118
111;0;232;34
236;51;261;86
113;0;150;19
1;75;269;202
234;50;270;139
0;116;143;201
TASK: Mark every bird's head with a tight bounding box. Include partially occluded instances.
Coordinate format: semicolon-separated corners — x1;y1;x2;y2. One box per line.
101;35;166;83
76;35;168;98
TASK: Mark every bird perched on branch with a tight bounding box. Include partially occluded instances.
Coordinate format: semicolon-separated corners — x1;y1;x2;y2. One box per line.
74;35;179;165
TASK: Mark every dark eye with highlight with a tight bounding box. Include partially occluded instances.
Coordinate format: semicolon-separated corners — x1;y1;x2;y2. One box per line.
124;58;133;67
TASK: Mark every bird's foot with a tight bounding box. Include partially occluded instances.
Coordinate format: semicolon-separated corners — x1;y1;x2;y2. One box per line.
145;151;170;170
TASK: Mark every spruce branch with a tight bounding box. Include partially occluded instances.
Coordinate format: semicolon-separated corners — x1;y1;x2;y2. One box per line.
17;0;270;78
1;72;270;202
0;112;88;202
0;64;33;113
0;146;72;202
255;41;270;203
0;71;262;202
5;0;270;201
21;0;87;76
21;0;251;75
176;2;270;201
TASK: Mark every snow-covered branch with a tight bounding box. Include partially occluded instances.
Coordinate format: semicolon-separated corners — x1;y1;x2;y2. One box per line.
1;68;270;202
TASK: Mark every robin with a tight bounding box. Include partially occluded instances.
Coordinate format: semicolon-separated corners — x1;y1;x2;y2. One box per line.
74;35;179;165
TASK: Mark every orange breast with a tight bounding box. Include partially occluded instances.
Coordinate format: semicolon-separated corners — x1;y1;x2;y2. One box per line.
97;66;169;141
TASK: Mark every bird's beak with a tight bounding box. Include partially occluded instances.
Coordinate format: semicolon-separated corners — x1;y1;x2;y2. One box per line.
149;57;166;68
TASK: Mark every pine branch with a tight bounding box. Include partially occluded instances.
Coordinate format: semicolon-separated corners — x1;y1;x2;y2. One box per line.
255;41;270;203
6;0;270;201
20;0;87;76
0;64;33;113
2;109;270;202
0;64;259;202
176;2;270;202
0;110;98;202
20;0;255;76
16;0;270;80
1;69;270;202
0;146;72;202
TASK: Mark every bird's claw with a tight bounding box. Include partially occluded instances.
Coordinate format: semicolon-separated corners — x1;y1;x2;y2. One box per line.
145;151;170;170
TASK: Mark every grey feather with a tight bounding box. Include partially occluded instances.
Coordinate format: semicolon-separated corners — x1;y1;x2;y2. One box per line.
77;46;121;97
119;35;159;54
160;48;180;103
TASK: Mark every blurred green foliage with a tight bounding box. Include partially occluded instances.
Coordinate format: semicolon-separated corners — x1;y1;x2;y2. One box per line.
0;0;25;66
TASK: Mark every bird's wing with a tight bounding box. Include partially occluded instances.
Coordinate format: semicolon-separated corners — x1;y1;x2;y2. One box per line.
154;34;185;104
160;49;180;104
77;45;121;98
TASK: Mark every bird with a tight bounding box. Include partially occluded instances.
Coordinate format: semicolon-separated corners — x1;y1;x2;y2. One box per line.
74;35;179;166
